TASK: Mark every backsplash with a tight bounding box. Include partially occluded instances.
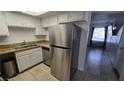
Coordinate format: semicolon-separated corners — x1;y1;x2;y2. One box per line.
0;27;49;45
0;40;49;49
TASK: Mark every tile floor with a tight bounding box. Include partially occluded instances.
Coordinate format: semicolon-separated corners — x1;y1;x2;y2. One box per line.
9;63;58;81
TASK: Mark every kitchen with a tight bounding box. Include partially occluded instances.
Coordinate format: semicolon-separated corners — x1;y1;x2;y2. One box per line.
1;11;124;81
0;0;123;93
0;11;91;81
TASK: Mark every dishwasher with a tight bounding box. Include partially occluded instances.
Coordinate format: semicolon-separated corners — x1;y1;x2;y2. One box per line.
42;47;50;66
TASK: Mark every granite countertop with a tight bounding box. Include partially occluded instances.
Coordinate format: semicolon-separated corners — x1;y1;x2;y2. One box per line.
36;42;50;49
0;41;50;55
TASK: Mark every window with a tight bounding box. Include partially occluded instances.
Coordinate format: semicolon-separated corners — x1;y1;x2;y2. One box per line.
92;27;105;42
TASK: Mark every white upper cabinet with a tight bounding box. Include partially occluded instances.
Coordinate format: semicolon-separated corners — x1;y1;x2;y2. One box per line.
5;12;35;28
41;15;58;27
58;13;68;23
5;12;23;27
58;11;89;23
35;27;48;36
40;12;90;27
22;15;35;28
35;19;48;35
5;12;47;36
0;12;9;36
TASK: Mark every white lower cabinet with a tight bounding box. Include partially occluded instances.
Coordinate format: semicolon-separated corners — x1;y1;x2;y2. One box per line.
29;50;43;66
15;47;43;72
17;54;31;72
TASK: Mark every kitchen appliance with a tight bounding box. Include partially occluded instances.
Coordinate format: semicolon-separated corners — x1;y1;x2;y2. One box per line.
42;47;50;66
48;24;81;81
0;59;2;77
2;59;18;78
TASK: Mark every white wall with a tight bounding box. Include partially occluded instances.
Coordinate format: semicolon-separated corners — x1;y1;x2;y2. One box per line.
0;27;48;45
76;18;91;71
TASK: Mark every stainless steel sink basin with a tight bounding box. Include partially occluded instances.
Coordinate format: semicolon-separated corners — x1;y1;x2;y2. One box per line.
15;45;38;51
15;45;28;49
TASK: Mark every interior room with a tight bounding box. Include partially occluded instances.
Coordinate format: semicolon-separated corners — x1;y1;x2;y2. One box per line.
0;11;124;81
84;12;124;81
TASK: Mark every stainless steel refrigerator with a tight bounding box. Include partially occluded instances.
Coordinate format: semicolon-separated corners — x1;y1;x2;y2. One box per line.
48;24;81;81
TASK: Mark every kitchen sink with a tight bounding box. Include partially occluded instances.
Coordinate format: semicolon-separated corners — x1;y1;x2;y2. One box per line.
15;45;39;51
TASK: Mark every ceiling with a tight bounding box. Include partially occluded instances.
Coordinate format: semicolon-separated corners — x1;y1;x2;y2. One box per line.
20;11;124;28
91;11;124;27
21;11;48;16
20;11;63;18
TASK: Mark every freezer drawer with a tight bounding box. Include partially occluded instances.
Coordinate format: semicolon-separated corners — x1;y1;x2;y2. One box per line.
50;47;71;80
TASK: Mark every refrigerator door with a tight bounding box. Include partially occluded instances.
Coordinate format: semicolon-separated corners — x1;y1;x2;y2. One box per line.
50;46;71;80
49;24;73;48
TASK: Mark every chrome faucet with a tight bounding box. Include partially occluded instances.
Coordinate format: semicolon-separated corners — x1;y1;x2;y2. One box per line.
22;40;26;46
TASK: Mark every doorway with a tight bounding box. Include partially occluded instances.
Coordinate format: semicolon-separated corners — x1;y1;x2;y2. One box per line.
83;26;117;81
90;27;107;48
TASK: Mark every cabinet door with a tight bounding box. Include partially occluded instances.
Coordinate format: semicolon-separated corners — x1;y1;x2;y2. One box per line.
58;12;88;23
16;48;43;72
41;15;58;27
23;15;35;28
36;48;43;62
29;49;43;65
35;27;47;35
17;55;31;72
35;19;47;35
68;12;84;22
0;12;9;36
41;18;50;27
5;12;23;27
48;16;58;26
58;13;68;23
29;51;42;65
